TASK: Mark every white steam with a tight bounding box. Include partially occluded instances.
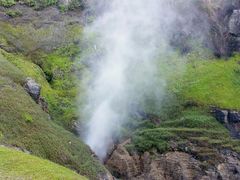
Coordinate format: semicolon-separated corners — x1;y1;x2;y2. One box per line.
81;0;208;160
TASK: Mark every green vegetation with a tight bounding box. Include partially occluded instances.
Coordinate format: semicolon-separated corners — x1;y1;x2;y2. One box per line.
0;22;83;129
24;0;58;9
0;50;105;179
129;53;240;157
173;54;240;110
131;108;240;154
22;113;33;123
0;22;83;54
0;0;85;10
5;9;22;17
0;0;15;7
0;146;86;179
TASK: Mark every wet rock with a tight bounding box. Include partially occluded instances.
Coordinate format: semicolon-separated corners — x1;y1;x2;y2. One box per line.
228;111;240;123
212;108;228;123
24;77;41;102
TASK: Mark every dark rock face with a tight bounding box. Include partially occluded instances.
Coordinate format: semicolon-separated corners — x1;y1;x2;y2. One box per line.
24;77;41;102
212;108;240;138
213;109;228;123
228;111;240;123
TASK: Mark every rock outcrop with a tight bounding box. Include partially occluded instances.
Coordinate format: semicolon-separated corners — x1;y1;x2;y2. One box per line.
212;108;240;138
203;0;240;56
24;77;41;102
106;140;240;180
229;9;240;36
24;77;48;113
105;139;141;178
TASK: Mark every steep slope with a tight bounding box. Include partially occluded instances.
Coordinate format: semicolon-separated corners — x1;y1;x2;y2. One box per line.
0;4;108;179
0;51;106;179
0;146;86;179
175;54;240;109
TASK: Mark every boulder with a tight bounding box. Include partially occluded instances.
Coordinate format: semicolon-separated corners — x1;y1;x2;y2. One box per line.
24;78;41;102
229;10;240;36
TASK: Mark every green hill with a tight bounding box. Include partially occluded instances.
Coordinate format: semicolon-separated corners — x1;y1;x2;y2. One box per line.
0;146;86;179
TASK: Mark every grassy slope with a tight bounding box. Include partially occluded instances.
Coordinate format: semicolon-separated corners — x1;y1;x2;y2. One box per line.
0;49;104;179
131;108;240;153
0;0;84;10
175;54;240;110
129;53;240;158
0;21;84;129
0;146;86;180
0;5;105;179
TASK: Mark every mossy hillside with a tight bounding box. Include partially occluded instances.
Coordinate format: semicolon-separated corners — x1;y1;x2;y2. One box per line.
172;53;240;110
0;43;82;129
0;53;25;84
0;0;84;10
5;9;23;17
0;21;83;54
0;21;83;128
38;45;82;128
0;146;86;180
0;0;15;7
130;108;240;154
0;54;105;179
128;53;240;156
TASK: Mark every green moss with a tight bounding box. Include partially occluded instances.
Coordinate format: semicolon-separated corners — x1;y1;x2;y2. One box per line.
0;53;25;84
132;128;174;153
0;49;53;94
0;146;86;179
131;108;240;154
0;21;83;128
37;45;81;128
0;22;83;54
0;0;15;7
5;9;22;17
22;113;33;123
173;54;240;110
0;48;77;129
0;49;104;179
0;77;105;179
160;109;224;130
58;0;85;11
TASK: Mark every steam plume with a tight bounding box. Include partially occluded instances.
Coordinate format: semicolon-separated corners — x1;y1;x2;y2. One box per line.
81;0;209;160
